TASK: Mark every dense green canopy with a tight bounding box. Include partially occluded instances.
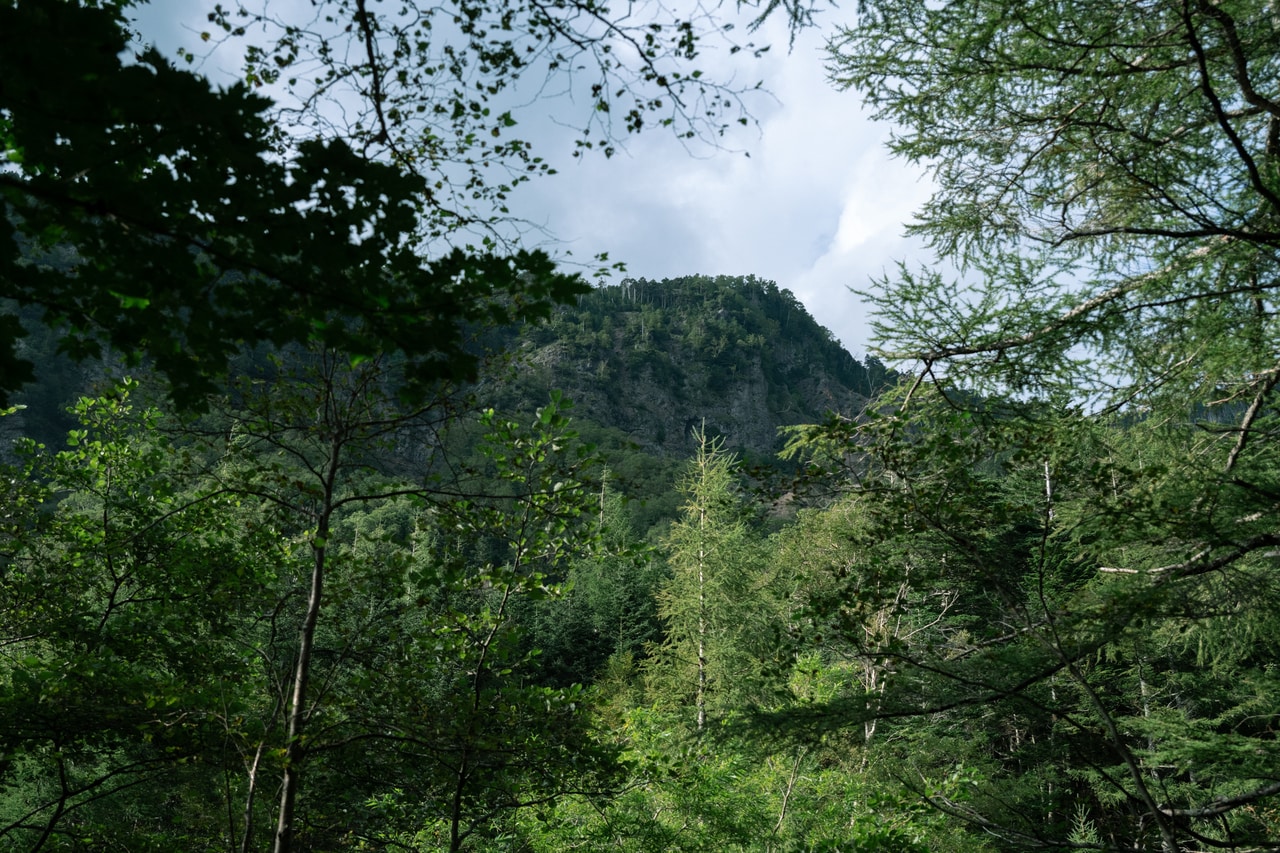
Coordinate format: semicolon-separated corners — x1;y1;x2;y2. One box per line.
790;1;1280;848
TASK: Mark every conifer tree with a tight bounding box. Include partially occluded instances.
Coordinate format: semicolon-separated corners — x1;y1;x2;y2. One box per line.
786;1;1280;846
651;428;772;729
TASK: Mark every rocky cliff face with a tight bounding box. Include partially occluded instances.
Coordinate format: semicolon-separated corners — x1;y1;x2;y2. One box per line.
492;275;888;458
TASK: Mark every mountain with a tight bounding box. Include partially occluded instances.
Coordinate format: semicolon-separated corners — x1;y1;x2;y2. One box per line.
489;275;889;459
5;276;888;507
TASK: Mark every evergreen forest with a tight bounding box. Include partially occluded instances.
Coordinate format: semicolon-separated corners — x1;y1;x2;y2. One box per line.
4;1;1280;852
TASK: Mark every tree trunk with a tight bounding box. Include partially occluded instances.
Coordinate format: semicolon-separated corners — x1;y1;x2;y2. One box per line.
272;536;328;853
272;438;340;853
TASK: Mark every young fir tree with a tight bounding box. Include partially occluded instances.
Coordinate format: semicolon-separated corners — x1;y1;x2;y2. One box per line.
650;428;774;730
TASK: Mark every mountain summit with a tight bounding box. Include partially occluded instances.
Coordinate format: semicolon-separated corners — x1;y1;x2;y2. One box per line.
495;275;888;457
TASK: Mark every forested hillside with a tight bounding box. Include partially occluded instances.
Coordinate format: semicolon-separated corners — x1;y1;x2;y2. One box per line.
7;274;887;536
5;1;1280;852
494;275;888;456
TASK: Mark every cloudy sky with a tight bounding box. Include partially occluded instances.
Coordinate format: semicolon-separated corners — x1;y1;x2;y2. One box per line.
135;3;936;360
509;11;936;360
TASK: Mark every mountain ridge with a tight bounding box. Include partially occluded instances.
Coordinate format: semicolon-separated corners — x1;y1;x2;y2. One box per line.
488;274;888;458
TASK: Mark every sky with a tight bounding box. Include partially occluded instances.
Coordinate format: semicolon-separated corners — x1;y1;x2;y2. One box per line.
510;12;936;361
134;2;936;361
